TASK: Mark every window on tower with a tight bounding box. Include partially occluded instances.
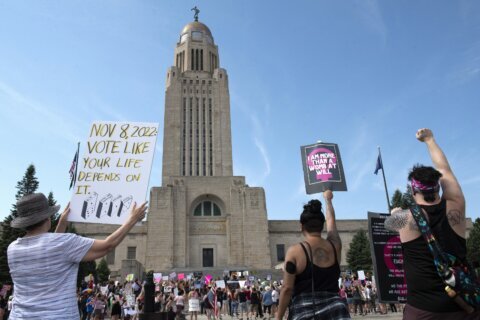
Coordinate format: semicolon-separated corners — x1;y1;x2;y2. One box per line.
193;201;222;217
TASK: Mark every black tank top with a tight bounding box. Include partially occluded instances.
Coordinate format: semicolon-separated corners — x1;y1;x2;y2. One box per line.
293;240;341;297
402;198;466;312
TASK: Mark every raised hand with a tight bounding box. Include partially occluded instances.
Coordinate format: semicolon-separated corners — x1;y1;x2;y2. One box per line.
323;190;333;201
128;202;148;224
416;128;433;142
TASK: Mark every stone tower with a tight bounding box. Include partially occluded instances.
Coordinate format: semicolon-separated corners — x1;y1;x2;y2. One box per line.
145;18;272;271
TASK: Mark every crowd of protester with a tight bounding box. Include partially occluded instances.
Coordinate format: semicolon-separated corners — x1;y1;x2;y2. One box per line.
338;273;403;317
73;273;284;320
0;270;402;320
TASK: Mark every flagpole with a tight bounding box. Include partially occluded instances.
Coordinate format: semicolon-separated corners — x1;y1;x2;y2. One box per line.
378;146;391;213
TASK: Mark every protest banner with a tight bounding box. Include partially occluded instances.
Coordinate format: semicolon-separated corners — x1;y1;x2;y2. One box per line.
162;276;169;281
368;212;407;303
300;142;347;193
216;280;226;288
169;272;177;280
69;121;159;225
266;274;272;281
357;270;366;281
153;273;162;284
178;273;185;280
239;280;246;288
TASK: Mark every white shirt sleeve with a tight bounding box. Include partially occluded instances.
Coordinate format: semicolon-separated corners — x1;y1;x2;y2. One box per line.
63;233;95;263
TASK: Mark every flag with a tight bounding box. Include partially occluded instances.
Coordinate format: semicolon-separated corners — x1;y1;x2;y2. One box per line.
69;143;80;189
374;153;383;175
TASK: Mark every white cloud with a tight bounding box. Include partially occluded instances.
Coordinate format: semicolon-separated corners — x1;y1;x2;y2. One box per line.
253;136;271;182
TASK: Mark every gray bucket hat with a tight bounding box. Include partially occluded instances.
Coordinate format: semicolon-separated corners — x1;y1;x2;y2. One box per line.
11;193;60;228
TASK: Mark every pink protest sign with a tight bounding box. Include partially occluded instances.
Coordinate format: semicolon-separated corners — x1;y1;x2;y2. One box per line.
301;142;347;194
204;274;212;284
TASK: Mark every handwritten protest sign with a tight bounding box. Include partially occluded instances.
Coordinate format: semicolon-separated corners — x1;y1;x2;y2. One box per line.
69;121;158;224
300;142;347;194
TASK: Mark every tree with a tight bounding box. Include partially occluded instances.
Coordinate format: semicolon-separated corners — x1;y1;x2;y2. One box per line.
347;230;373;272
401;184;414;209
48;191;59;232
78;260;97;288
48;192;77;233
0;164;40;283
96;258;111;283
391;189;403;209
467;218;480;268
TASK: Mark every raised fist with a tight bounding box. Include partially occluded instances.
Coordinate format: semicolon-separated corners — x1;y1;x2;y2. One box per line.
323;190;333;201
416;128;433;142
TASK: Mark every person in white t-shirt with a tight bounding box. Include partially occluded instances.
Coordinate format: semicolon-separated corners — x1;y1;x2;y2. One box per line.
271;286;279;317
7;193;147;320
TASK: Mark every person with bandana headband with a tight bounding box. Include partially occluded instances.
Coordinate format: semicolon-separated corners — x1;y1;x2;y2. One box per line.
385;128;479;319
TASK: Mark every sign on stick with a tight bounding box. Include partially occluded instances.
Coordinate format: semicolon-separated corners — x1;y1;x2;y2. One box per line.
300;142;347;194
69;121;158;224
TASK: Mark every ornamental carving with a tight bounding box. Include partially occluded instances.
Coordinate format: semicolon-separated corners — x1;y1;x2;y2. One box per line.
190;221;226;235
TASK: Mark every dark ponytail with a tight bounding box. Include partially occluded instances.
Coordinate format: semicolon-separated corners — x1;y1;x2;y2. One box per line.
300;199;325;233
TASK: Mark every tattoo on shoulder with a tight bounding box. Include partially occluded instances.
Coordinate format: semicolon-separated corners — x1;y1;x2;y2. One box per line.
447;209;465;227
384;211;418;232
313;247;329;263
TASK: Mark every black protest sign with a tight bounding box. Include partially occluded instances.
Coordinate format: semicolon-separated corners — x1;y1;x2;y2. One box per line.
300;142;347;194
368;212;407;303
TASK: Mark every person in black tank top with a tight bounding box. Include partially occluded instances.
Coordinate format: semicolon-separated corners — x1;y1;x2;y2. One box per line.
384;128;479;319
276;191;351;320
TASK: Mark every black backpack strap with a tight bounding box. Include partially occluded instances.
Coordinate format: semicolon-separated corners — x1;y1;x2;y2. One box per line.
327;239;338;265
299;242;311;265
409;202;453;283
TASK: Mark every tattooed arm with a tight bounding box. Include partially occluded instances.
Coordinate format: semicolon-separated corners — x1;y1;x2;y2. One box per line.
417;128;465;207
417;128;465;236
384;208;418;232
323;190;342;253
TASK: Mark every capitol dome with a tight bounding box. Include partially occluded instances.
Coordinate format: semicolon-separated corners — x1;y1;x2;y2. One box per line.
180;21;213;38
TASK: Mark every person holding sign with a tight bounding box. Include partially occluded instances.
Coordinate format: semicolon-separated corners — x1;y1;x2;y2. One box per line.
276;191;350;320
7;192;147;320
384;128;480;319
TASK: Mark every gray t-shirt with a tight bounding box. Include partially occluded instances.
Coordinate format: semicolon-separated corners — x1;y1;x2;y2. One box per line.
7;232;94;319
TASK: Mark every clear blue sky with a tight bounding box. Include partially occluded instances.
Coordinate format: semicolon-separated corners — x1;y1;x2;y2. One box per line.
1;1;479;222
